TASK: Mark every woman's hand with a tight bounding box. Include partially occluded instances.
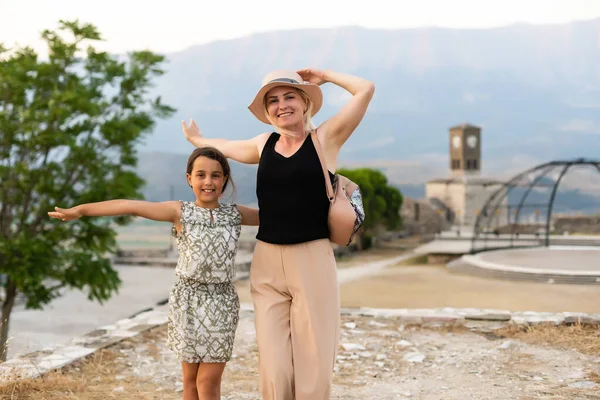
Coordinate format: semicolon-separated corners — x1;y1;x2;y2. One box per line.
48;206;82;221
297;68;328;86
181;117;203;143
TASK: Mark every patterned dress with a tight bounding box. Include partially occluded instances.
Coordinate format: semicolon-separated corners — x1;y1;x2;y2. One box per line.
167;201;241;363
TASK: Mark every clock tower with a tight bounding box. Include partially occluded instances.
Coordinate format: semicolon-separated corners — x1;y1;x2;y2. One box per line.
427;122;505;227
449;123;481;177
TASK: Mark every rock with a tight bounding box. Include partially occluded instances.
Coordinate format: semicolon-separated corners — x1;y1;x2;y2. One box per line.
568;381;598;389
421;314;462;325
358;351;373;358
498;340;514;350
376;354;387;360
465;321;509;332
369;320;388;328
374;361;385;368
396;340;413;348
403;352;425;363
341;343;366;351
465;313;511;322
349;329;366;335
113;386;124;392
563;316;599;327
379;330;401;337
344;322;357;329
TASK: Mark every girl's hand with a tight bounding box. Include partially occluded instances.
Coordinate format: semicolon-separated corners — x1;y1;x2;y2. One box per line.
181;117;203;143
296;68;328;85
48;206;82;221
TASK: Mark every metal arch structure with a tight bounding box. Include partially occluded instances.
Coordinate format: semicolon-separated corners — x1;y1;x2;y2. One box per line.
470;158;600;254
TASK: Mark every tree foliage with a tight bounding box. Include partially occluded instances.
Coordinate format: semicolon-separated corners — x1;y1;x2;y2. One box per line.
337;168;403;247
0;20;175;360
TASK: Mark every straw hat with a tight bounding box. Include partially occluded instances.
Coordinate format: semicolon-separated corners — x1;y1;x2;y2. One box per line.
248;70;323;125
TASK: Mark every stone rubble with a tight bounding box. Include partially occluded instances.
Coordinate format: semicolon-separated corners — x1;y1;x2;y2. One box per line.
2;305;599;399
96;309;600;399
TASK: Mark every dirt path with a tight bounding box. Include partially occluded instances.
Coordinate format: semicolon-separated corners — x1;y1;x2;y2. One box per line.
339;265;600;313
235;250;600;313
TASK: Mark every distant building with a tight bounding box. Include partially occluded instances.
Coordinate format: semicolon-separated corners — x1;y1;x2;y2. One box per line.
425;124;508;227
400;197;450;235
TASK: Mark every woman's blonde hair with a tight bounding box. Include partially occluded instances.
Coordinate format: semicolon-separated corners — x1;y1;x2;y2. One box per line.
264;88;316;134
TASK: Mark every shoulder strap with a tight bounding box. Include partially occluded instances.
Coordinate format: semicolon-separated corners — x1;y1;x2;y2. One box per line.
310;130;334;203
268;131;279;144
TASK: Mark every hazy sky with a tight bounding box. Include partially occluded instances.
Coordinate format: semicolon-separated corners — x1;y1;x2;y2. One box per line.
2;0;599;55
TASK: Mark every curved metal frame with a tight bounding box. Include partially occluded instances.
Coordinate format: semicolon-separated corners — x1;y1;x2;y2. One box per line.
470;158;600;253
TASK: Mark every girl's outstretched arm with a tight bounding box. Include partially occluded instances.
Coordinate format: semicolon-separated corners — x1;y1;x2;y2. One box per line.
48;200;181;224
236;205;259;226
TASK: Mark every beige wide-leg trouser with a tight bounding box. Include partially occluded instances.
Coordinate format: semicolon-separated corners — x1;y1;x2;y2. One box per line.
250;239;340;400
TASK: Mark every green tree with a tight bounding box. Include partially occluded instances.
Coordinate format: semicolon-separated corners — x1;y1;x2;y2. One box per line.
337;168;403;248
0;20;175;360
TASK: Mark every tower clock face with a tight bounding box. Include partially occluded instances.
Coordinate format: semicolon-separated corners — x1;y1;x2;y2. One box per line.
466;135;478;148
452;135;461;149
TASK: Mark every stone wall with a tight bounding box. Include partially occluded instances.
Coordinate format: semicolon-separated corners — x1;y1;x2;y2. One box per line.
493;223;546;235
553;215;600;234
400;197;450;234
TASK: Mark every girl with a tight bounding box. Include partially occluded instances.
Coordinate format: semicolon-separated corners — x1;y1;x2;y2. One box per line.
48;147;259;400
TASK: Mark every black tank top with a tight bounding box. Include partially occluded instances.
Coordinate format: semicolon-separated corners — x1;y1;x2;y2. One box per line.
256;132;334;244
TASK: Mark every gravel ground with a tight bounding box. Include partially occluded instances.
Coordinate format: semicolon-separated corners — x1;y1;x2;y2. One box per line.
100;309;600;400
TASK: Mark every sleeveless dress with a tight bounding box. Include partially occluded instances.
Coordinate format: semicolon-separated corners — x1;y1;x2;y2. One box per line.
166;201;241;363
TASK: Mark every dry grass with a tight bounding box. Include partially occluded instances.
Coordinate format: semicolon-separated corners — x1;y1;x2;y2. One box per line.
392;254;430;266
588;371;600;384
0;351;118;400
334;247;408;269
497;322;600;388
496;322;600;357
0;328;178;400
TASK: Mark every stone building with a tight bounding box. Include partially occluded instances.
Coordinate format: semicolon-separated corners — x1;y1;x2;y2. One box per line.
425;124;508;227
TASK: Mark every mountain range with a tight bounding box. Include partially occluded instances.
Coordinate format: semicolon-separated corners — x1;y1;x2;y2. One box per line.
134;18;600;212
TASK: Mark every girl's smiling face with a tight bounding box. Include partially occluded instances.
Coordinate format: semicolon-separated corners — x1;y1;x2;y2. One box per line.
186;156;226;208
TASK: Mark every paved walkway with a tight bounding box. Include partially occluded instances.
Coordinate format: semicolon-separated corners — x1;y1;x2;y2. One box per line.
475;247;600;273
7;265;175;360
337;252;415;284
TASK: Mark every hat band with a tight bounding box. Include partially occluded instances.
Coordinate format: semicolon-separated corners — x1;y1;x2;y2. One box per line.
268;77;300;84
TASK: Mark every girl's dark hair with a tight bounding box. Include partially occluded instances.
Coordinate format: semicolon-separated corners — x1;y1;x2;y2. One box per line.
186;147;235;196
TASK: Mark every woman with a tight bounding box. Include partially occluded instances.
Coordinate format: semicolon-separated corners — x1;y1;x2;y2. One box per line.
182;68;374;400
